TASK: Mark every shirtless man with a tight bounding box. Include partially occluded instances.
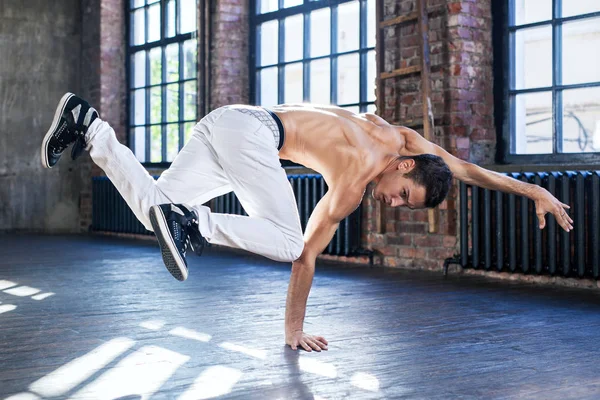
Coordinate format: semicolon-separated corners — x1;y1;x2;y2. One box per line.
42;93;573;352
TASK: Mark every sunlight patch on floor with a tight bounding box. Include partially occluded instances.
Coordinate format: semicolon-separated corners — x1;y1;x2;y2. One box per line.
299;357;337;378
0;280;17;290
350;372;380;392
32;292;55;300
0;304;17;314
178;365;242;400
218;342;267;359
169;327;212;342
139;320;166;330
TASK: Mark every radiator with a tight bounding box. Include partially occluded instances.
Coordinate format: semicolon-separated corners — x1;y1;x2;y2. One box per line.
92;174;363;256
212;174;363;256
451;171;599;279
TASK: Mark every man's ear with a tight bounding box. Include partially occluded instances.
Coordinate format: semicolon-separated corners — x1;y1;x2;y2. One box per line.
397;158;416;172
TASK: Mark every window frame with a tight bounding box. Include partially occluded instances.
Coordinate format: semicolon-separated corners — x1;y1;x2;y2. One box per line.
495;0;600;165
125;0;205;168
248;0;375;112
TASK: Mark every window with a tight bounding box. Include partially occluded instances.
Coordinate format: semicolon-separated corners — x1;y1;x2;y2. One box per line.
128;0;199;164
251;0;376;113
501;0;600;163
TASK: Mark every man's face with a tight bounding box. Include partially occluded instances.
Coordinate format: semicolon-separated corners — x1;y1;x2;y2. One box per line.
372;167;427;209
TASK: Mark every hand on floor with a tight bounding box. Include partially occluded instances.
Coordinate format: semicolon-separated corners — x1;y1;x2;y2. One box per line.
287;331;328;352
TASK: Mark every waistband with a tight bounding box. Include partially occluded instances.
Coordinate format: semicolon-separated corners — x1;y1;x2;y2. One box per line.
264;108;285;151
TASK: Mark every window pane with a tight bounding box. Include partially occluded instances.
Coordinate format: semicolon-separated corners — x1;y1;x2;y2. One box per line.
184;81;197;120
166;44;179;82
512;0;551;26
166;83;179;122
183;39;198;79
149;47;162;85
184;122;195;145
338;1;360;52
310;58;330;104
344;106;360;114
260;21;279;66
260;67;279;106
310;8;330;57
367;50;376;102
284;0;302;8
147;3;161;42
147;0;160;4
150;125;162;162
180;0;197;34
285;15;303;62
513;25;552;90
260;0;278;14
131;51;146;88
367;0;376;47
513;92;553;154
166;124;180;161
150;86;162;123
285;63;303;103
131;0;144;8
131;9;145;45
367;103;376;114
562;17;600;85
563;1;600;18
167;0;176;38
134;127;146;162
337;54;360;104
133;89;146;125
562;87;600;153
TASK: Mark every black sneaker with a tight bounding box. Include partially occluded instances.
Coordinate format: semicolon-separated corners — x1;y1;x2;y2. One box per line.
149;204;206;281
41;92;98;168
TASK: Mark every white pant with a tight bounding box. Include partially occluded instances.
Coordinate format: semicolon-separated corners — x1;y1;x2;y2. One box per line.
86;106;304;262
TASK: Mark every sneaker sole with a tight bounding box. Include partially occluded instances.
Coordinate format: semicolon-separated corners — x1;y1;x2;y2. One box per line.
41;92;75;169
149;205;189;282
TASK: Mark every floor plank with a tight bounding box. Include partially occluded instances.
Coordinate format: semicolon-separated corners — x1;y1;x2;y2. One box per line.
1;234;600;399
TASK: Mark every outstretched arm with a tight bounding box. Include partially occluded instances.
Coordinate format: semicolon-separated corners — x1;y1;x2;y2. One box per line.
398;126;573;232
285;187;363;352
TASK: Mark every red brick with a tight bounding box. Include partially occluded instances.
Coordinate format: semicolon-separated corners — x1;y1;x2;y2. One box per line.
414;235;443;247
387;234;413;246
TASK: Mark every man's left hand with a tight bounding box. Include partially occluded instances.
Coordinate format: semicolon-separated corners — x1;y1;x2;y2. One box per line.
534;187;573;232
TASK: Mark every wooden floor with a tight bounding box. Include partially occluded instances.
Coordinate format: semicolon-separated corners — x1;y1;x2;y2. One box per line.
2;236;600;399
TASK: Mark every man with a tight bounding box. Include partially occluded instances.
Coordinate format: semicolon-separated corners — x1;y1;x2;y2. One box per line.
42;93;572;353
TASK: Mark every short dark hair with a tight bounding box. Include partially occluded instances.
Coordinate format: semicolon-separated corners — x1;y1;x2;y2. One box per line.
399;154;453;208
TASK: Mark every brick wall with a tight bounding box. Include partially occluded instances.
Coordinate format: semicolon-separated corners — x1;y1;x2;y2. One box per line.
362;0;495;270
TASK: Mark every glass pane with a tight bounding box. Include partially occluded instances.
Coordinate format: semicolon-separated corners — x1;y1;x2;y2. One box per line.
285;63;303;103
150;125;162;163
512;0;551;26
166;124;180;161
180;0;197;34
367;103;376;114
513;25;552;90
261;21;279;66
562;87;600;153
284;0;302;8
367;0;376;47
147;0;160;3
184;81;197;120
147;4;161;42
183;39;197;79
131;9;145;45
260;67;279;106
310;58;330;104
337;54;360;104
134;127;146;163
133;89;146;125
563;0;600;18
132;51;146;88
149;47;162;85
344;106;360;114
150;86;162;123
184;122;195;145
367;50;376;102
167;0;176;37
338;1;360;52
513;92;553;154
562;17;600;85
166;83;179;122
285;15;303;62
131;0;144;8
166;44;179;82
260;0;278;14
310;8;330;57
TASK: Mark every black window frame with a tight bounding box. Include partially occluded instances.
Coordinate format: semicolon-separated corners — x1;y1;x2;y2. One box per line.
249;0;376;112
495;0;600;165
126;0;205;168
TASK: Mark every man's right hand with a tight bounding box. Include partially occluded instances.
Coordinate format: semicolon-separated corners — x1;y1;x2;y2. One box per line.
286;330;328;352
